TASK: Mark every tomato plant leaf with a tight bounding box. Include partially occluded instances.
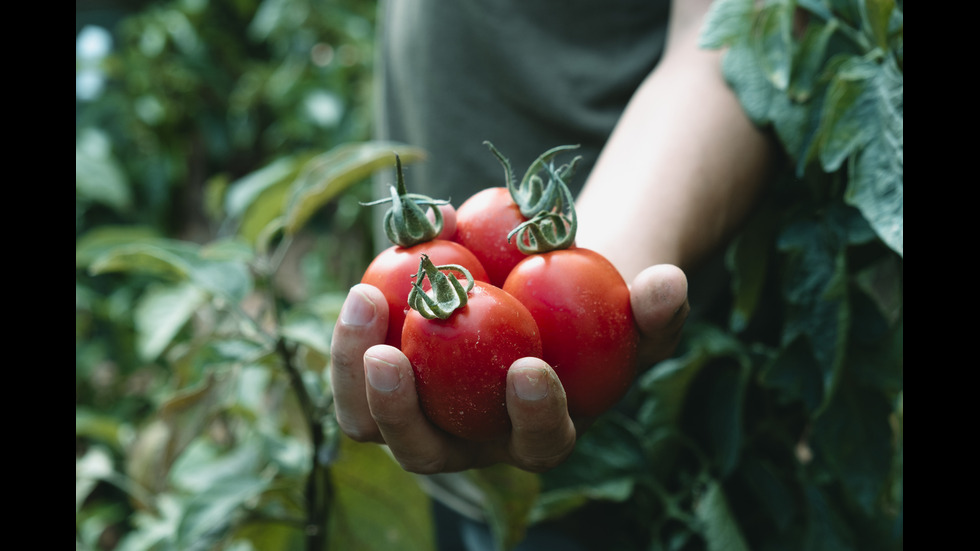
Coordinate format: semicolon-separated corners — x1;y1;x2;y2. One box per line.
699;0;755;49
843;58;903;256
720;36;777;125
750;2;794;91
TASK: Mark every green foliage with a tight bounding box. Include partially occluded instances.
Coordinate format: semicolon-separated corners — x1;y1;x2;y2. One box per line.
75;2;437;550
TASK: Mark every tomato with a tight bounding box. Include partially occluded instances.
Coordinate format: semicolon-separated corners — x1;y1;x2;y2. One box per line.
502;247;638;420
361;241;489;349
453;142;582;286
401;259;542;441
453;187;528;287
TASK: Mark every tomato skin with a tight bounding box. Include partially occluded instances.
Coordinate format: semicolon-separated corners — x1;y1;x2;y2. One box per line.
453;187;529;287
401;282;542;441
502;248;638;420
361;240;489;349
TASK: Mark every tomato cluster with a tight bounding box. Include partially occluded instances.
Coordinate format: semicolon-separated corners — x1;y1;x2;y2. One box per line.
360;145;639;440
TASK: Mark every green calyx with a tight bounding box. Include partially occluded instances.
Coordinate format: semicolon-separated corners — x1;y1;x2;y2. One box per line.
484;141;582;219
361;154;449;247
407;254;475;320
507;158;578;254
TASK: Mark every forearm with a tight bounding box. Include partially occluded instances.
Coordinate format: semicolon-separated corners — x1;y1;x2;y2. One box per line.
575;9;775;281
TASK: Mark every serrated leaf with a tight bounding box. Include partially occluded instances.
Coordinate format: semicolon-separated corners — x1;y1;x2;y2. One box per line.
283;141;427;236
699;0;755;49
328;437;435;551
134;281;207;361
789;17;839;102
817;55;881;172
844;58;903;256
721;39;777;125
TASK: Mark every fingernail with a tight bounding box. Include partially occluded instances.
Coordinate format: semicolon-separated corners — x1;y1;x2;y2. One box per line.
513;366;549;401
365;355;401;392
341;287;376;327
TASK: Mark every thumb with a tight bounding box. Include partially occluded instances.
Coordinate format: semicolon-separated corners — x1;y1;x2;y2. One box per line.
630;264;690;365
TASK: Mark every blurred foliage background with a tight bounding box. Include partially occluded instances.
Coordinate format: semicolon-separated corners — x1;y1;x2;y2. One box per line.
76;2;431;550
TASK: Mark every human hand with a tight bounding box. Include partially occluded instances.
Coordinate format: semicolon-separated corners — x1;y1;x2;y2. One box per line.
329;265;688;474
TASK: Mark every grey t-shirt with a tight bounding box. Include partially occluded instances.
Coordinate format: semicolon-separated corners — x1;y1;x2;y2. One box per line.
373;0;670;224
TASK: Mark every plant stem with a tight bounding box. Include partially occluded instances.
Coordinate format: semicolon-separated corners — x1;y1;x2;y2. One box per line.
277;337;333;551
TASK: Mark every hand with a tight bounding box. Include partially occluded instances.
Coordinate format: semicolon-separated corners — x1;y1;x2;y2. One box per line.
329;265;688;474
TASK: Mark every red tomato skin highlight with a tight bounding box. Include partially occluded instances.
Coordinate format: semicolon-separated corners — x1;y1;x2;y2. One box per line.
360;240;490;349
401;282;543;441
503;248;638;420
453;187;529;287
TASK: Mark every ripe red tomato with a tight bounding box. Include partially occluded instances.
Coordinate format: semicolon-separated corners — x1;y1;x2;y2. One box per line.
361;241;489;348
402;281;542;441
502;247;638;420
453;187;528;287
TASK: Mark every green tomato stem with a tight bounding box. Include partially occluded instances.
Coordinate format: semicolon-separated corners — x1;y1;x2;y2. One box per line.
360;154;450;247
407;254;475;320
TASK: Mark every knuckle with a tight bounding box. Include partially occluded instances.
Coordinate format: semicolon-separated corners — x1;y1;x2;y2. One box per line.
336;417;381;444
397;454;447;475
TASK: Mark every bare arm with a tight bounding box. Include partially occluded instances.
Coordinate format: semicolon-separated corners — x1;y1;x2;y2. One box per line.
576;0;775;281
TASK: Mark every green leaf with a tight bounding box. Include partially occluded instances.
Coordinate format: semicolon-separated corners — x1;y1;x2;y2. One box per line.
801;484;857;551
789;17;839;102
699;0;755;49
816;55;882;173
726;209;775;332
750;2;795;91
328;437;435;551
76;225;162;268
537;413;646;518
811;384;895;516
694;480;751;551
224;155;310;220
681;358;748;476
76;128;132;211
844;58;903;256
468;465;541;551
134;281;208;362
283;141;427;236
176;477;270;551
862;0;897;51
228;154;318;245
87;241;198;281
760;337;825;413
777;207;864;407
720;38;777;125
